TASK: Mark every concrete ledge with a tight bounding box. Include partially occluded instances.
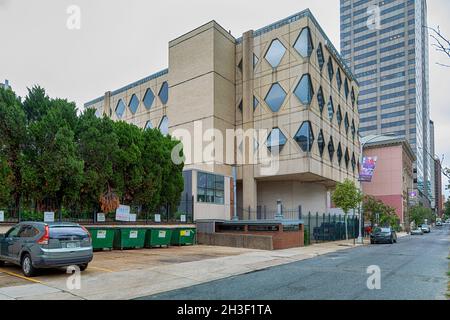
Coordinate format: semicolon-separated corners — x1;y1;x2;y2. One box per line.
197;233;274;250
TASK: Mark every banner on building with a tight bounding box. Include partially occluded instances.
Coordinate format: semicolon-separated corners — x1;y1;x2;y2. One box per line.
359;156;378;182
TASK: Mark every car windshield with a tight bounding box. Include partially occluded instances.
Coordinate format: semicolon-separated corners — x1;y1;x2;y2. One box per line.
374;228;390;233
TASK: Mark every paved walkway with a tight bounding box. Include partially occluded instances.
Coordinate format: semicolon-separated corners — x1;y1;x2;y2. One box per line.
0;238;379;300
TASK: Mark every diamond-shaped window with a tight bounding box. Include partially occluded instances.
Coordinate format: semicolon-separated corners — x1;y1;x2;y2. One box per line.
327;96;335;121
238;100;243;112
294;27;314;58
344;148;350;169
344;79;350;100
294;74;314;105
143;88;155;109
159;82;169;105
238;59;243;72
337;143;343;165
328;136;335;161
317;86;325;114
158;116;169;136
327;57;334;81
351;153;356;172
294;121;314;152
265;83;286;112
351;87;356;108
336;69;342;91
317;43;325;71
144;121;153;130
129;94;139;114
253;96;259;111
265;39;286;68
266;128;287;153
351;119;356;140
344;113;350;134
336;105;343;127
318;130;325;157
115;99;125;118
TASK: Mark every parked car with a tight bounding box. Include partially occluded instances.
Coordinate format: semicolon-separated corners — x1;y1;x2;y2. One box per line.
436;221;443;227
0;222;93;277
419;224;431;233
370;227;397;244
411;228;424;235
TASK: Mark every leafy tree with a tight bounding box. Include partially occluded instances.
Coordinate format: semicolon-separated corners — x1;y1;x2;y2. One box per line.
362;195;398;229
332;179;363;240
410;205;434;227
0;157;13;207
0;86;27;215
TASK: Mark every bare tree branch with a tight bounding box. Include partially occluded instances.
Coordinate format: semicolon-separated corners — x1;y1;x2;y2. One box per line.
426;25;450;67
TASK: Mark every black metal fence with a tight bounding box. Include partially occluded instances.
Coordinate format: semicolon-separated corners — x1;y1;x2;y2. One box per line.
237;206;363;246
0;198;195;225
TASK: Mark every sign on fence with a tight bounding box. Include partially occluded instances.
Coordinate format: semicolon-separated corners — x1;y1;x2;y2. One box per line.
180;214;186;222
97;213;106;222
0;211;4;222
154;214;161;223
115;205;130;222
44;212;55;222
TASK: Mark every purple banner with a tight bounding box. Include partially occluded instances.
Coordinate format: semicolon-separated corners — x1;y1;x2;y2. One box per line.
359;156;378;182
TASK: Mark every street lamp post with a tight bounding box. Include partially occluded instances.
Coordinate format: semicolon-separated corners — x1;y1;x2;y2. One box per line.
357;133;397;244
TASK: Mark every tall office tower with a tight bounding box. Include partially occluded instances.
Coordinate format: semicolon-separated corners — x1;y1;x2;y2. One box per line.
340;0;432;206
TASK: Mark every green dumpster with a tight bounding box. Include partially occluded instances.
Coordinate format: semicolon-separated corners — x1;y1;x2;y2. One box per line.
170;227;196;246
87;227;115;251
145;228;173;248
113;228;146;250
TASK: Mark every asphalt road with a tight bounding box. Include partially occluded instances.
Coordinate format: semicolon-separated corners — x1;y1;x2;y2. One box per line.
139;226;449;300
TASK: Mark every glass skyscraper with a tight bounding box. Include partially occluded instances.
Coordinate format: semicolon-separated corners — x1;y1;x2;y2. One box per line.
340;0;432;205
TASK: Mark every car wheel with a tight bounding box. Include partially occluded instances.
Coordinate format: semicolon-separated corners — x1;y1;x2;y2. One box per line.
0;260;5;267
390;238;394;244
21;253;37;277
79;264;88;271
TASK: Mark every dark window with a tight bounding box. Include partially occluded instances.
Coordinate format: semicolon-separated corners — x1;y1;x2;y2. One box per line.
294;27;314;58
253;54;259;69
337;143;343;165
317;43;325;71
344;79;350;100
318;130;325;157
328;137;335;161
253;96;259;111
344;113;350;134
294;121;314;152
265;83;287;112
327;57;334;81
327;96;335;121
115;99;125;118
351;119;356;140
351;153;357;172
351;87;356;108
344;148;350;169
197;172;224;204
336;69;342;91
336;105;343;127
317;86;325;114
294;74;314;105
238;59;243;72
129;94;139;114
238;100;243;112
265;39;286;68
143;89;155;109
49;226;89;240
159;82;169;105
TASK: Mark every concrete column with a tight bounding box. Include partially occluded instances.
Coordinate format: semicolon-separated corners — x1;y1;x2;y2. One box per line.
104;91;111;117
242;30;257;219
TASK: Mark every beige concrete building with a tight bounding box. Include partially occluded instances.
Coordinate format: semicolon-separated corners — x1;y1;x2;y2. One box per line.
85;9;361;221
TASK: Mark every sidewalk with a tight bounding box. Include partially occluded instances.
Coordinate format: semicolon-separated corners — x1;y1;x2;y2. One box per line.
0;239;366;300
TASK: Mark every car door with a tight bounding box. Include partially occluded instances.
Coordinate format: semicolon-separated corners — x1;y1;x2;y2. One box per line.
0;225;21;262
12;225;35;261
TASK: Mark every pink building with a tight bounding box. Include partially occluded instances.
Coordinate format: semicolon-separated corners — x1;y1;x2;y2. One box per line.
362;135;416;228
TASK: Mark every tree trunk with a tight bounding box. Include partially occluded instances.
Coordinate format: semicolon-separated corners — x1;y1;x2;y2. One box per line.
344;213;349;241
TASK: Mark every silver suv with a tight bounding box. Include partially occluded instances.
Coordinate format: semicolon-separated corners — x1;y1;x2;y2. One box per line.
0;222;93;277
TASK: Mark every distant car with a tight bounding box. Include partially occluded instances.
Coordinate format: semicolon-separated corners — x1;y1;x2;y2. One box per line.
419;224;431;233
411;228;424;235
436;221;443;227
446;219;450;224
370;227;397;244
0;222;93;277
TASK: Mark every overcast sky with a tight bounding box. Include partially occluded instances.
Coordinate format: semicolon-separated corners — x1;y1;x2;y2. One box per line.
1;0;449;195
